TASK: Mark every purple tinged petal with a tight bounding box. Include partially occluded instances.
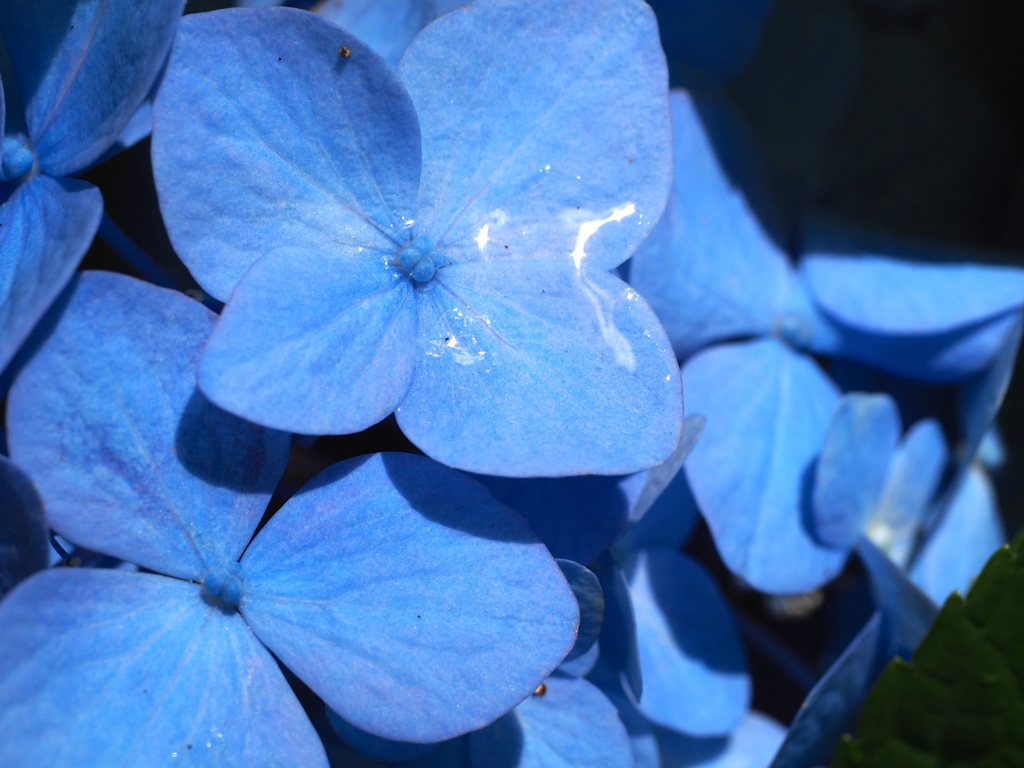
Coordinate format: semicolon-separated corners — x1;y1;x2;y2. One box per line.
0;569;327;767
239;453;579;743
0;175;101;375
398;0;671;272
397;259;683;476
153;8;421;300
7;272;290;580
0;0;183;176
200;246;418;434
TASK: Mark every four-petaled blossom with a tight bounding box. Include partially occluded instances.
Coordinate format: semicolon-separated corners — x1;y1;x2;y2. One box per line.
152;0;683;477
0;271;578;766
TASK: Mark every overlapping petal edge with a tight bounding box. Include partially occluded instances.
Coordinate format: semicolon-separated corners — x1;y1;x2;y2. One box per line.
151;1;681;476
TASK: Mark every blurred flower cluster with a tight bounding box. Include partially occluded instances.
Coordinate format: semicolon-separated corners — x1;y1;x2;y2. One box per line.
1;0;1022;766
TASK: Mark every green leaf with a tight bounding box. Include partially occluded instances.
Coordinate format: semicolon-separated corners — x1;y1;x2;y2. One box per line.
832;532;1024;767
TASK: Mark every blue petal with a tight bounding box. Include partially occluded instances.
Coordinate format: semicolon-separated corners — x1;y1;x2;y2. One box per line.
0;0;183;176
316;0;465;68
864;418;947;567
405;739;471;768
801;219;1024;335
616;469;700;555
557;560;603;663
326;708;440;763
479;415;697;563
475;474;631;565
628;413;705;528
629;549;749;737
6;272;290;581
0;455;48;597
589;553;643;701
0;175;101;375
615;415;705;554
398;0;671;272
0;569;327;767
90;101;154;167
152;8;421;300
629;91;796;358
397;259;682;476
658;711;786;768
682;339;847;593
648;0;774;84
200;246;417;434
239;453;579;743
602;687;663;768
911;464;1005;604
559;640;601;679
812;393;900;549
467;675;633;768
769;612;882;768
959;311;1023;458
822;309;1021;382
855;538;937;660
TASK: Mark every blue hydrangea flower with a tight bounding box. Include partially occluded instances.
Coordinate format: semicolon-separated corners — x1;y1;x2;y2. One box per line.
0;454;47;597
629;88;1024;593
151;0;682;477
0;0;183;375
0;271;579;764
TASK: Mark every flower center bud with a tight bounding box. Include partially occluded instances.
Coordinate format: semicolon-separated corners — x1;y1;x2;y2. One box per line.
399;235;445;283
202;562;245;606
773;311;813;350
1;136;35;182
